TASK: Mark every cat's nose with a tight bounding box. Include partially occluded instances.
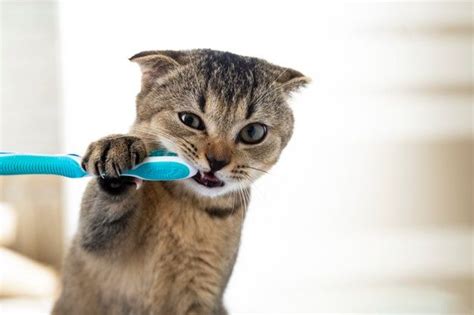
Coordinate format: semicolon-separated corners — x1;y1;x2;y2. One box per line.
206;153;230;172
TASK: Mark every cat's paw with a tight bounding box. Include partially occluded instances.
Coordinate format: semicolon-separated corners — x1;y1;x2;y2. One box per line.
82;135;147;178
82;135;147;194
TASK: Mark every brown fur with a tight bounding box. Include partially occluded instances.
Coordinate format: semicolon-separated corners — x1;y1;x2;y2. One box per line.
53;49;308;315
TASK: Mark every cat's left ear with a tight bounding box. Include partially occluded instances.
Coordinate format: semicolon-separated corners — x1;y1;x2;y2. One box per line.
129;50;189;88
269;65;311;94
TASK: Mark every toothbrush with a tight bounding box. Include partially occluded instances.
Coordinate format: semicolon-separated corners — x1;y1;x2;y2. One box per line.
0;150;197;181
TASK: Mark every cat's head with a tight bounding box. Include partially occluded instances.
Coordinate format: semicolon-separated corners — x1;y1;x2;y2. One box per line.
130;49;309;197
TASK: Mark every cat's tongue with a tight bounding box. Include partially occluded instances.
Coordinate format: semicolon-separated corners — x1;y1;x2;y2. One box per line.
192;171;225;188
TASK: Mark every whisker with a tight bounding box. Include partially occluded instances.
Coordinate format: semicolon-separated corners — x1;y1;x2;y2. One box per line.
242;165;269;174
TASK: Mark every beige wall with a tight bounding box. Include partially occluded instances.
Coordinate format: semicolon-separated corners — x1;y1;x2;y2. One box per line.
0;1;63;268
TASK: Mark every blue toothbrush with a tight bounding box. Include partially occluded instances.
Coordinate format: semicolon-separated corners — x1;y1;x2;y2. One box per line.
0;150;197;181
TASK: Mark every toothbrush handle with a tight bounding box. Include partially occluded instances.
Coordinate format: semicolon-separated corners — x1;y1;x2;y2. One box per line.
0;153;87;178
0;151;197;181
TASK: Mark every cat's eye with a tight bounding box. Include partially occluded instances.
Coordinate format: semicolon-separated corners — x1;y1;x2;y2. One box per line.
238;123;267;144
178;112;205;130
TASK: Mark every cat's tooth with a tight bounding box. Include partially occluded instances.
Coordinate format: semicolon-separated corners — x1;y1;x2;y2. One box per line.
133;178;144;190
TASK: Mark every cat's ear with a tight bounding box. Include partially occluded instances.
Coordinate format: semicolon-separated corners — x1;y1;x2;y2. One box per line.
269;65;311;95
129;50;189;88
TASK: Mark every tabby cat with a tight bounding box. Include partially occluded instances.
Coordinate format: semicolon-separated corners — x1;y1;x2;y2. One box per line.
53;49;308;315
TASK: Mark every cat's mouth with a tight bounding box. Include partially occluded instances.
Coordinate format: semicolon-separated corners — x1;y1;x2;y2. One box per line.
192;171;225;188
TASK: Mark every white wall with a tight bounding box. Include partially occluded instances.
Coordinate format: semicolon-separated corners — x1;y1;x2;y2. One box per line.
59;1;473;313
1;1;62;154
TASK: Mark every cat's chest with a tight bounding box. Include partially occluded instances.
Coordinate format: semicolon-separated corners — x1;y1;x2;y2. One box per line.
147;201;241;264
142;192;242;250
90;199;243;312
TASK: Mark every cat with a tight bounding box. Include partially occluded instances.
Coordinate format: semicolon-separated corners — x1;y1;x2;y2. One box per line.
52;49;308;315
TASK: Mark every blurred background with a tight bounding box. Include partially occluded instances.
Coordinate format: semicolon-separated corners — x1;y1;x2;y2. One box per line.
0;1;472;314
